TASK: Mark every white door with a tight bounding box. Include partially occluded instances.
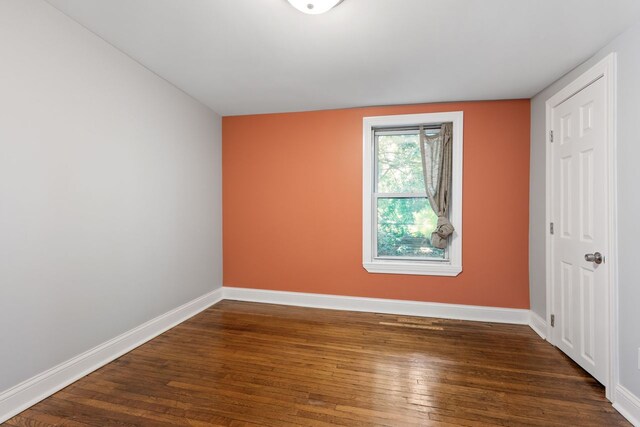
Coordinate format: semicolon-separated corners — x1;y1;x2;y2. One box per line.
551;76;608;385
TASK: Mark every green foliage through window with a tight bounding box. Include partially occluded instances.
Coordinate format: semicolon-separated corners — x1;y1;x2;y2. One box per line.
375;131;445;259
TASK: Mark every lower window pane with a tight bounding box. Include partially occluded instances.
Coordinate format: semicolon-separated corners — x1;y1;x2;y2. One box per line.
376;197;445;259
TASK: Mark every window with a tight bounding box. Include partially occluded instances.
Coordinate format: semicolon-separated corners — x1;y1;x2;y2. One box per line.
362;112;463;276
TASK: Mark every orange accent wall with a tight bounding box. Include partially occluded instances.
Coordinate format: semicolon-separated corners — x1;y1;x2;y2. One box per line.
223;100;531;309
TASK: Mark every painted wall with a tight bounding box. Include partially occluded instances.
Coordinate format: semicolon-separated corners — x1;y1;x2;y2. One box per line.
529;19;640;398
0;0;222;392
223;100;530;309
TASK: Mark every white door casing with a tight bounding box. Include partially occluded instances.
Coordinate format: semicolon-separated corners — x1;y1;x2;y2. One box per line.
545;53;617;398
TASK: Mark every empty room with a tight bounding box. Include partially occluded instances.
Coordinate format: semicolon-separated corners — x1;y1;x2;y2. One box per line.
2;0;640;425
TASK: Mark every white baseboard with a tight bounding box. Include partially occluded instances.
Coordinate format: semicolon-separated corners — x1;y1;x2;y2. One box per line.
222;287;530;324
529;311;548;340
0;287;223;424
614;385;640;426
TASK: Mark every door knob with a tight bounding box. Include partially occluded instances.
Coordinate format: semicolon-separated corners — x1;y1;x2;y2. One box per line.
584;252;603;264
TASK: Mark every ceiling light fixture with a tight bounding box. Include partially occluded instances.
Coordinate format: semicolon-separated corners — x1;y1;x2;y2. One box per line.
286;0;342;15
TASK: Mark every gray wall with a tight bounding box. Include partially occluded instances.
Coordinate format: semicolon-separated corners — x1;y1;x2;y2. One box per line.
529;20;640;396
0;0;222;392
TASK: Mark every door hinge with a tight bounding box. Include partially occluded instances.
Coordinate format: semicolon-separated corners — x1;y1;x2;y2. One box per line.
550;130;554;142
550;314;555;327
550;222;554;235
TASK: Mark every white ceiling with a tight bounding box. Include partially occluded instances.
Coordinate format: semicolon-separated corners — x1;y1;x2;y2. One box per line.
47;0;640;116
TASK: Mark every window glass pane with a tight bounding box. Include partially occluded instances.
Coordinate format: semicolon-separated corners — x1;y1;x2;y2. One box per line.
376;133;425;193
376;197;445;259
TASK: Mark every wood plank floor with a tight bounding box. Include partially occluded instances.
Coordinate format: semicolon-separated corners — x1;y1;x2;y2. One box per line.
7;300;629;426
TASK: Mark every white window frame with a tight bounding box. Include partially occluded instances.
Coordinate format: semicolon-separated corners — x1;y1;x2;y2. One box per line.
362;112;463;276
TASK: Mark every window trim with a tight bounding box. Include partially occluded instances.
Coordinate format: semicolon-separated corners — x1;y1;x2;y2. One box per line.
362;111;463;276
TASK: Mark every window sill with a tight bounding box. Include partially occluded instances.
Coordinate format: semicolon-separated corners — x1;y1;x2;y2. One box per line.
363;261;462;276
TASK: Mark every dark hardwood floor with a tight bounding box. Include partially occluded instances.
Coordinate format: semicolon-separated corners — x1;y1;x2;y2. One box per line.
6;300;629;426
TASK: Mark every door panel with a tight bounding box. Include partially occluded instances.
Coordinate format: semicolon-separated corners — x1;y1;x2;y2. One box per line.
552;77;608;385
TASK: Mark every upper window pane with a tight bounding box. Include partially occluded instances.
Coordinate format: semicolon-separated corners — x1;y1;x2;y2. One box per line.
376;133;424;194
375;130;440;194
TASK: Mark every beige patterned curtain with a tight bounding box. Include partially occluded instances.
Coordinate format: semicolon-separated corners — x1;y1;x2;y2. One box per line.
419;122;454;249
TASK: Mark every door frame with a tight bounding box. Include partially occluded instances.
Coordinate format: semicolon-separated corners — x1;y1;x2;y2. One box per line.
545;52;618;400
